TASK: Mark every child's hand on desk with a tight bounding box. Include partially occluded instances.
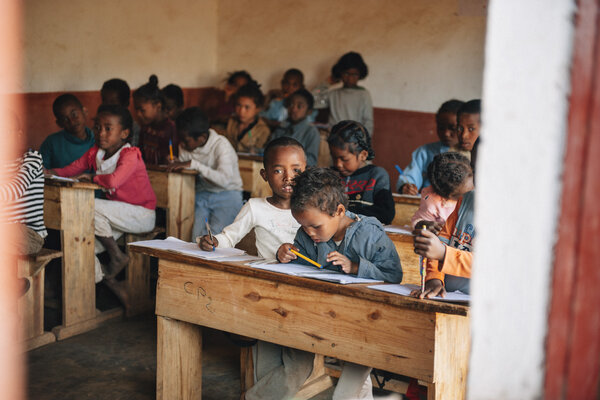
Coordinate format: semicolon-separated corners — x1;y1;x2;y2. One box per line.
197;235;218;251
74;173;94;182
277;243;298;263
165;160;191;172
413;228;446;260
327;251;358;275
414;220;443;236
401;183;418;195
410;279;446;299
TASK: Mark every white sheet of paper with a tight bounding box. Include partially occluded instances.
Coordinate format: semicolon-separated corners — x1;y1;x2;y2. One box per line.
384;225;413;235
299;273;384;285
368;284;470;303
249;262;327;276
129;237;246;259
45;174;78;182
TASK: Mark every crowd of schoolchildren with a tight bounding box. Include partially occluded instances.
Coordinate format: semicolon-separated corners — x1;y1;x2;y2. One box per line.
2;50;481;400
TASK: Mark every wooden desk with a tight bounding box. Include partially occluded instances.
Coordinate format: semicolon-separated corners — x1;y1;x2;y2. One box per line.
387;230;421;286
43;179;122;339
237;153;272;198
147;166;197;241
130;245;470;400
392;194;420;226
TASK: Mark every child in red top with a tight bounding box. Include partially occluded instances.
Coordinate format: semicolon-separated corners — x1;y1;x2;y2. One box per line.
52;105;156;296
133;75;178;165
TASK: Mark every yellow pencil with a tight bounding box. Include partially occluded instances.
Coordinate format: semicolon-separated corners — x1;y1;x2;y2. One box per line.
169;139;174;162
421;224;427;294
290;248;322;268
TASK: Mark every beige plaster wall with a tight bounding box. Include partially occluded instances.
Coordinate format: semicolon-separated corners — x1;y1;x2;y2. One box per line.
217;0;487;112
22;0;218;93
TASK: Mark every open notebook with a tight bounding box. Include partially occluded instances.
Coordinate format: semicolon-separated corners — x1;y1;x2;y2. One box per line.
368;284;470;303
247;262;384;285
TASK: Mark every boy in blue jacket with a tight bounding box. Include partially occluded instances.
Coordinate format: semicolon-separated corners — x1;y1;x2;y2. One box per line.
278;167;402;399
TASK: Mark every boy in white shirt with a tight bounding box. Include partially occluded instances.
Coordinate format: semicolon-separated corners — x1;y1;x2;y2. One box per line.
168;107;243;238
198;137;314;400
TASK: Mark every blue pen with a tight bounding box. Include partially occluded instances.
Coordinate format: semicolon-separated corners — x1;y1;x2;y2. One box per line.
205;218;215;251
395;165;403;175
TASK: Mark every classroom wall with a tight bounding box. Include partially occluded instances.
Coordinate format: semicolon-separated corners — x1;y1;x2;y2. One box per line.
468;0;574;398
22;0;218;92
217;0;487;112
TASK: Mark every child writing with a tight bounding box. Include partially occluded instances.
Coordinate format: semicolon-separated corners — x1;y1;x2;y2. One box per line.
315;52;373;136
199;137;313;400
162;83;184;121
277;167;402;400
133;75;178;165
40;93;95;169
268;89;320;166
100;78;141;146
261;68;304;127
412;139;479;299
224;82;271;153
167;107;243;238
328;121;395;225
397;99;464;195
50;105;156;297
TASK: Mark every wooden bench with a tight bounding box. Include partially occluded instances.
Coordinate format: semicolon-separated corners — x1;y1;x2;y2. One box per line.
386;231;421;286
17;248;62;351
238;154;272;198
124;227;165;317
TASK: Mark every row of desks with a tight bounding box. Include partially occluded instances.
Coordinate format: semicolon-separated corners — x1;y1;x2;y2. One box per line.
130;245;470;400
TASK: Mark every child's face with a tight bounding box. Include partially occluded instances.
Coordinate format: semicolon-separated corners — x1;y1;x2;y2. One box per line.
447;175;474;201
56;103;88;137
94;113;129;155
260;146;306;201
101;89;125;107
292;204;346;244
457;113;481;151
180;131;208;151
235;96;260;124
287;95;311;124
134;99;161;126
341;68;361;88
164;98;182;121
281;75;302;98
330;145;368;177
436;112;459;147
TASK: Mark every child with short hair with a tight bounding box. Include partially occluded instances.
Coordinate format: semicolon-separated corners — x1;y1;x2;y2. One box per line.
40;93;95;169
316;52;374;136
133;75;178;165
162;83;184;121
269;89;320;166
101;78;141;146
199;137;313;400
277;167;402;400
328;121;395;225
212;70;254;127
397;99;464;195
50;105;156;296
456;99;481;152
168;107;243;238
412;139;479;298
224;82;270;153
261;68;305;125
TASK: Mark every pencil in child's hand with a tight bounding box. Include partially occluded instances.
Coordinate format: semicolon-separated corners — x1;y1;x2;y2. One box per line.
421;224;427;294
205;218;215;251
290;248;322;268
395;165;403;175
169;139;174;162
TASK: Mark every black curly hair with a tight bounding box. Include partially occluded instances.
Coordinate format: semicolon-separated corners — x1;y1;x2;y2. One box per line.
427;152;473;198
331;52;368;80
327;120;374;160
101;78;131;107
162;84;184;108
95;104;133;141
233;81;265;108
284;88;314;110
457;99;481;119
291;167;348;216
226;70;253;86
436;99;464;118
263;137;306;168
133;74;164;105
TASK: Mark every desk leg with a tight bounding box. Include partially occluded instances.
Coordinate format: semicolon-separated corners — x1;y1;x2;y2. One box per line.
428;313;470;400
167;174;195;241
157;316;202;400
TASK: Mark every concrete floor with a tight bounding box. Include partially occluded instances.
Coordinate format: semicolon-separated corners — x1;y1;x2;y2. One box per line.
26;312;340;400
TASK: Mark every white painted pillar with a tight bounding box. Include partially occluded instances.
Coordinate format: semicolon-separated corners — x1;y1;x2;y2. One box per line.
468;1;575;399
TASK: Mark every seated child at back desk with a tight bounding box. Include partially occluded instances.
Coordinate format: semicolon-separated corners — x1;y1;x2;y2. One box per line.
225;81;271;153
269;89;320;166
278;167;402;400
101;78;141;147
397;99;464;195
168;107;243;238
40;93;95;169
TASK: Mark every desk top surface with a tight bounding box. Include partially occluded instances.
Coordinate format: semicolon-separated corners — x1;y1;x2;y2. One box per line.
392;193;421;205
146;164;198;175
237;153;263;162
131;244;469;317
44;178;100;190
